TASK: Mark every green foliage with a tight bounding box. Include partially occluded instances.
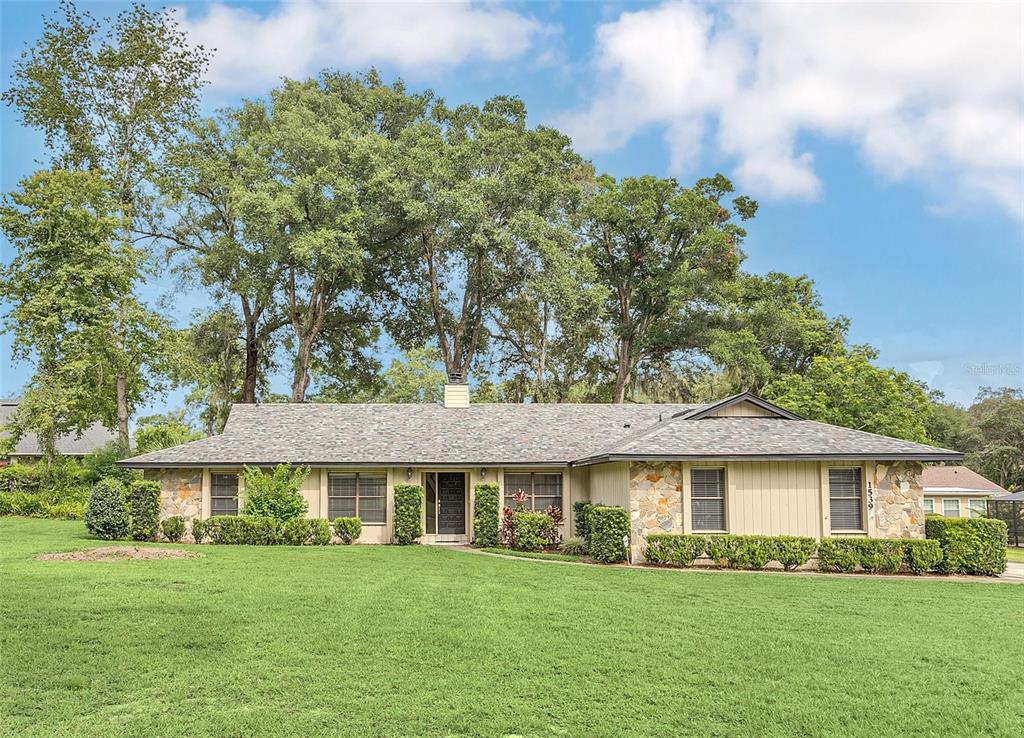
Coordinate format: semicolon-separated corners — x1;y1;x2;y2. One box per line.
191;518;207;544
333;517;362;545
369;348;446;403
393;484;423;545
764;346;932;442
925;516;1008;576
0;491;87;519
160;516;185;543
133;413;202;454
85;477;129;540
128;479;161;541
767;536;819;571
278;518;315;546
904;539;944;575
855;539;905;574
241;464;310;521
510;511;553;552
82;443;134;485
816;538;861;573
205;515;279;546
703;534;776;569
573;501;595;543
559;537;588;556
472;483;500;547
589;506;630;563
644;534;708;567
310;519;331;546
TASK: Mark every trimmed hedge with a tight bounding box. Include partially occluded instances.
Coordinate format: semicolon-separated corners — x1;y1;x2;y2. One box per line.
818;537;946;575
645;533;707;567
817;538;863;573
85;478;130;540
393;484;423;545
278;517;314;546
768;536;818;571
333;516;362;544
191;518;208;544
205;515;279;545
129;480;161;541
573;501;595;543
510;511;553;552
925;515;1007;575
472;483;500;547
905;539;944;575
160;516;186;543
589;506;630;563
310;519;331;546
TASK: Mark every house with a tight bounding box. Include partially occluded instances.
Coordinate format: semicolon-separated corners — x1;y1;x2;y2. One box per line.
119;386;961;557
0;399;116;463
921;465;1007;519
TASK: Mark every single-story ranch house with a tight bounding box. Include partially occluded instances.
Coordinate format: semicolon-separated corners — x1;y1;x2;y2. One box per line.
921;465;1007;519
120;388;961;557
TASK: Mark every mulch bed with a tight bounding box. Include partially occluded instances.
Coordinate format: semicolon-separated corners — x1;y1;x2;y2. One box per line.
36;546;200;562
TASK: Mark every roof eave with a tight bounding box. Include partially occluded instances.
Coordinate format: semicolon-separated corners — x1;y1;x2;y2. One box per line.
117;459;573;469
572;451;964;466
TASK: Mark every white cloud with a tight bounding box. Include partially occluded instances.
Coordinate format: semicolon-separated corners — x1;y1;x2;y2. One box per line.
558;1;1024;219
175;0;546;94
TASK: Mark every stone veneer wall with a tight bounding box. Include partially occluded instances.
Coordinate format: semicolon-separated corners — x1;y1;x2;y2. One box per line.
144;468;202;522
628;461;683;560
871;461;925;539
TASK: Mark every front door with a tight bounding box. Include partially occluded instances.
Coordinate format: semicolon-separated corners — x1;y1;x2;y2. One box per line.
437;472;466;535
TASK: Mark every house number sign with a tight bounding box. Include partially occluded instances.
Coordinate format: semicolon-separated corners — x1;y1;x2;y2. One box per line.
867;482;874;510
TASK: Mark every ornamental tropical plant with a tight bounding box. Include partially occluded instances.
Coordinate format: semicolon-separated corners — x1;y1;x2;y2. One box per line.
241;464;309;521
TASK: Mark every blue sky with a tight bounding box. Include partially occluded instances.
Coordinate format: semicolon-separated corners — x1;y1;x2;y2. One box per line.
2;0;1022;410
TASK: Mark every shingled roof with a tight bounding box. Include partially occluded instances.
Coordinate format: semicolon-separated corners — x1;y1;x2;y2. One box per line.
1;400;116;458
921;465;1007;495
120;394;961;467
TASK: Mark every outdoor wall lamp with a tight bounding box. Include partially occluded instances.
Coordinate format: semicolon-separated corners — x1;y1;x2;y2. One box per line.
405;467;413;480
480;468;487;479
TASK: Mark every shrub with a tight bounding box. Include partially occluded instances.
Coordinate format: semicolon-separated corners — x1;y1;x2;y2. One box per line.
310;519;331;546
767;536;818;571
644;534;707;567
333;517;362;544
278;517;314;546
0;463;36;493
926;516;1007;575
856;539;905;574
573;501;595;542
191;518;208;544
0;492;12;515
731;535;773;569
706;535;740;567
393;484;423;545
161;516;186;543
559;537;588;556
206;515;279;545
241;464;309;521
128;479;161;541
817;538;861;573
904;539;943;575
472;483;500;546
44;499;87;519
511;511;553;552
542;505;563;546
85;478;130;540
589;506;630;564
1;492;46;516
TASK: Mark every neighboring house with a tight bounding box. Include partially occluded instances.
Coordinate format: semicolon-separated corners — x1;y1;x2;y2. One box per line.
0;399;116;463
921;465;1007;519
119;387;961;556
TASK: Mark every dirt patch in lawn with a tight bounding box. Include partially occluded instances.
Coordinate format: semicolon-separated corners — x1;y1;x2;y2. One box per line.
37;546;199;562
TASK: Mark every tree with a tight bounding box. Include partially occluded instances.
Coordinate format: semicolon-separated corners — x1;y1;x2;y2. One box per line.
175;310;249;435
3;0;210;444
383;95;591;383
583;174;757;403
370;348;447;404
0;170;127;460
133;411;202;454
967;388;1024;489
763;347;932;442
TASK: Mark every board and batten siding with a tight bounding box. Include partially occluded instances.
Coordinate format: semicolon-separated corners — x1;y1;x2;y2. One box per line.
589;461;630;508
721;461;823;537
705;400;779;418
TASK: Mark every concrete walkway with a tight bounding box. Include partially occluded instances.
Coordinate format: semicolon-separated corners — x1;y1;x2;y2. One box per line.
454;546;1024;584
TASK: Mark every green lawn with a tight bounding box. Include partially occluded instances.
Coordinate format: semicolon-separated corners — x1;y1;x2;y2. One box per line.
1006;547;1024;564
2;518;1022;738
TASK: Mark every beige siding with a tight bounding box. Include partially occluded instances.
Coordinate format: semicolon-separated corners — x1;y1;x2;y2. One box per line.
707;400;779;417
721;461;823;537
590;461;630;508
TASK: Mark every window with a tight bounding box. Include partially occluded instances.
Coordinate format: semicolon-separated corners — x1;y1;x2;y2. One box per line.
503;472;563;512
968;499;987;518
211;473;239;516
922;498;935;514
829;468;863;531
691;468;726;531
329;473;387;524
943;498;961;518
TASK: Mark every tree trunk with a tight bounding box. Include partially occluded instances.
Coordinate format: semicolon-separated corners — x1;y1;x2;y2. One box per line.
535;301;548;403
115;373;130;448
612;336;631;403
242;322;259;404
290;337;313;402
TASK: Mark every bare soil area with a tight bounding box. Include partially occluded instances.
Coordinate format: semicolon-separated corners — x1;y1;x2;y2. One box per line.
36;546;199;562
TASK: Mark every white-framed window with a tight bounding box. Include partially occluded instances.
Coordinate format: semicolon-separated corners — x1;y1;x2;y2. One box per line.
691;468;726;531
968;498;987;518
328;473;387;524
829;468;863;531
210;473;239;516
943;498;961;518
503;472;563;512
922;498;935;514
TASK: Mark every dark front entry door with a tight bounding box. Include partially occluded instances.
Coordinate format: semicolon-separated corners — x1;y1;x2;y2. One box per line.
437;472;466;535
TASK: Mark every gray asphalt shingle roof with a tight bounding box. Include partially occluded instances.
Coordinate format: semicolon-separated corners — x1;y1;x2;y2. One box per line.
1;400;116;457
120;396;960;467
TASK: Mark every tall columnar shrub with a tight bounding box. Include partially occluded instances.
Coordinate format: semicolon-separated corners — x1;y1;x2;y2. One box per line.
241;464;310;521
128;479;161;541
473;483;500;546
85;478;130;540
573;501;595;542
393;484;423;545
925;516;1008;575
589;506;630;563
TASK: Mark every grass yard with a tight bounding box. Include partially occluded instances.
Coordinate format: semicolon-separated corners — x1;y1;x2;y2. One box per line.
2;518;1022;738
1006;547;1024;563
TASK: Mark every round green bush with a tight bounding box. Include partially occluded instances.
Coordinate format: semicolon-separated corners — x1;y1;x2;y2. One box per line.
160;516;186;543
511;511;553;552
85;478;130;540
333;516;362;544
278;517;313;546
191;518;208;544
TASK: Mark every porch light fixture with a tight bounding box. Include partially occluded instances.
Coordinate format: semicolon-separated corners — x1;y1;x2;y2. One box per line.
405;467;413;480
480;467;487;479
